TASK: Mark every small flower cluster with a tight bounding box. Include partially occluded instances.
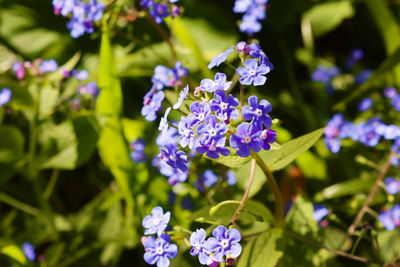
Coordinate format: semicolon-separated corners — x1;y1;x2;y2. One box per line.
324;113;400;157
313;204;329;227
233;0;268;35
190;226;242;266
141;0;180;24
130;138;147;163
142;206;178;267
0;88;12;108
12;59;58;79
385;177;400;195
52;0;104;38
142;62;188;121
378;204;400;231
383;87;400;112
195;169;236;191
312;49;371;93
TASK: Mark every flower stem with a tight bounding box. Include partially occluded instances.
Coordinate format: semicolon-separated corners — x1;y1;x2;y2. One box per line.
251;151;284;227
240;85;245;107
229;159;256;225
348;152;394;233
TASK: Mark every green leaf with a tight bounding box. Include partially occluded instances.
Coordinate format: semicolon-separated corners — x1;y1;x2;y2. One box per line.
295;151;326;180
314;176;375;202
377;230;400;262
0;126;25;164
237;228;285;267
96;31;123;116
210;147;252;168
286;195;319;235
303;1;354;37
121;118;145;142
0;244;27;265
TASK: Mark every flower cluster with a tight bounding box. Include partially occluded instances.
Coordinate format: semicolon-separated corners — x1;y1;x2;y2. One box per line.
190;226;242;266
0;88;12;108
385;177;400;195
383;87;400;112
130;138;147;163
313;204;329;227
233;0;268;35
52;0;104;38
195;169;236;191
142;62;188;121
11;59;58;79
141;0;180;24
311;65;340;93
378;204;400;231
142;207;178;267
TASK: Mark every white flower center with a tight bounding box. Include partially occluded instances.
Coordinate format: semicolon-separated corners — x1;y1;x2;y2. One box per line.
209;144;217;151
170;155;176;161
210;130;216;136
153;218;160;225
244;136;252;144
255;108;263;116
220;102;228;110
249;69;257;76
198;114;204;121
156;247;164;255
220;239;229;248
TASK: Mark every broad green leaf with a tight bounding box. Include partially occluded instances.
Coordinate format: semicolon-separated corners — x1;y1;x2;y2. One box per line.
39;85;59;119
0;126;25;164
0;244;27;265
210;148;252;168
377;230;400;262
314;176;375;202
96;31;123;116
295;151;326;180
286;195;318;235
303;1;354;37
237;228;285;267
121;118;145;142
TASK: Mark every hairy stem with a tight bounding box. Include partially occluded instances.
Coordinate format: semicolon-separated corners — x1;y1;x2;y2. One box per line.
251;151;284;227
229;159;256;225
348;152;394;233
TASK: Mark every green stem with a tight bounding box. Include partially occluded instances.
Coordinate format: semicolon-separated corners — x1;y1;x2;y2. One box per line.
0;192;39;216
43;169;60;200
351;229;365;255
251;151;284;227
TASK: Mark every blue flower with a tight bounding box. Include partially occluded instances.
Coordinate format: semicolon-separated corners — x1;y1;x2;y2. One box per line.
230;122;262;157
39;59;58;73
323;114;348;153
190;229;210;265
143;234;178;267
390;94;400;111
159;107;171;136
209;91;239;121
353;118;382;147
227;170;236;186
171;62;188;81
12;61;25;80
156;127;179;146
77;82;99;98
234;0;268;34
150;3;170;24
22;242;36;262
178;115;197;149
242;95;272;130
355;69;372;85
207;225;242;263
67;18;86;38
200;73;232;93
376;124;400;140
378;205;400;230
130;139;147;163
196;137;230;159
159;143;188;172
142;206;171;236
383;87;398;99
152;65;172;90
200;169;219;188
197;115;228;145
208;46;234;69
313;204;329;223
0;88;12;107
384;177;400;195
358;97;372;112
346;48;364;70
85;0;104;21
190;101;211;123
245;42;274;71
72;69;89;80
237;59;270;86
141;0;154;8
233;0;253;13
311;65;340;93
142;91;165;121
173;85;189;109
260;129;276;150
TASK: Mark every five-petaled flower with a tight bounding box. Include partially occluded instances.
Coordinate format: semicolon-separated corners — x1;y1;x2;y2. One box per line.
230;122;262;157
142;206;171;236
242;95;272;130
143;234;178;267
237;59;270;86
207;225;242;263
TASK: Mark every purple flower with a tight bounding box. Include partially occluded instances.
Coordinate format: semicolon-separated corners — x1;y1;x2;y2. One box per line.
209;91;239;121
233;0;253;13
0;88;12;107
171;62;188;82
141;0;154;8
234;0;268;34
355;69;372;85
353;118;382;147
323;114;348;153
378;205;400;230
311;65;340;93
196;137;230;159
260;129;276;150
197;115;228;145
85;0;104;21
383;87;398;99
73;69;89;80
207;225;242;263
200;169;219;188
190;229;210;265
12;60;25;80
159;143;188;172
385;177;400;195
67;17;86;38
245;42;274;71
22;242;36;262
178;115;197;149
346;48;364;70
230;122;262;157
150;3;170;24
77;82;99;98
173;85;189;109
227;170;236;186
142;91;165;121
152;65;171;90
39;59;58;73
376;124;400;140
156;127;179;146
358;98;372;112
190;101;210;123
143;234;178;267
200;73;232;93
142;206;171;236
242;95;272;130
130;138;147;163
313;204;329;222
237;59;270;86
208;46;234;69
390;95;400;111
159;107;171;136
239;14;262;34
